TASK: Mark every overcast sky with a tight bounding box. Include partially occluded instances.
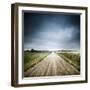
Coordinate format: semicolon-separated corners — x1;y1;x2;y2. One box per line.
24;11;80;51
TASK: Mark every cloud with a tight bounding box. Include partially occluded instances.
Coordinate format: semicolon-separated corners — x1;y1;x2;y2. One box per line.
24;12;80;50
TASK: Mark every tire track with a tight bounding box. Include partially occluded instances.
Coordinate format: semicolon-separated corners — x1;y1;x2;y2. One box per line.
24;52;80;77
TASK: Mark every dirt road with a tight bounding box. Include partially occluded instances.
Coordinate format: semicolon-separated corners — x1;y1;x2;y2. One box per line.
25;52;80;77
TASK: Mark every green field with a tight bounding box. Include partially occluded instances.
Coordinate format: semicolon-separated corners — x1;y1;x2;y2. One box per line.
57;52;80;71
24;51;50;72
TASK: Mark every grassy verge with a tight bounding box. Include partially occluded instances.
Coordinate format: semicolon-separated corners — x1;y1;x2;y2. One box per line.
24;51;50;72
57;52;80;71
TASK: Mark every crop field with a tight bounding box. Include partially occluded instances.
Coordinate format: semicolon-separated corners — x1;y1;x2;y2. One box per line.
57;52;80;71
24;51;50;72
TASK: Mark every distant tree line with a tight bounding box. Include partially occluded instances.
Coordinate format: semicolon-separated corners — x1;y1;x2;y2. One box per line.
25;49;52;53
25;49;78;53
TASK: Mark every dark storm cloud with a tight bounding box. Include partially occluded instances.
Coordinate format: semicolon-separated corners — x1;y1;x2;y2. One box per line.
24;12;80;50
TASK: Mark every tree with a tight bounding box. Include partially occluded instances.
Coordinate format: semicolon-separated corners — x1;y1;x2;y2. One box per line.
31;48;35;52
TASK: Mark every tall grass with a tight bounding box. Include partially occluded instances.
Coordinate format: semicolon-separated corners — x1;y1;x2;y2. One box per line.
58;52;80;71
24;51;50;71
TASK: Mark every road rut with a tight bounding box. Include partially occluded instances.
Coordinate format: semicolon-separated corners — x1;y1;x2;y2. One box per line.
25;52;80;77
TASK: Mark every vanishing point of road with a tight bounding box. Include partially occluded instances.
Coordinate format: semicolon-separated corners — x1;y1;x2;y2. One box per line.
25;52;80;77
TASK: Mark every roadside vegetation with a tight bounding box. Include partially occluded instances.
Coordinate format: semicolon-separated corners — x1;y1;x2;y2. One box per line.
24;50;50;72
57;52;80;71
